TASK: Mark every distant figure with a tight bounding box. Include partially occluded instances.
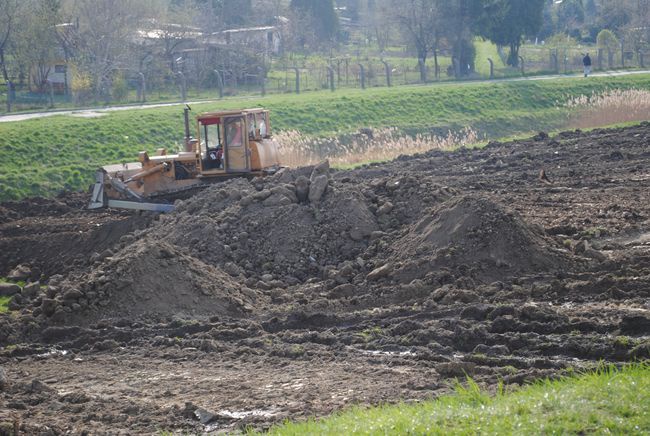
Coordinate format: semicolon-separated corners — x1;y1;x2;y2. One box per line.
583;53;592;77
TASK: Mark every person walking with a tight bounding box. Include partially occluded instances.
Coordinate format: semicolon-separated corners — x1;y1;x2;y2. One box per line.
583;53;592;77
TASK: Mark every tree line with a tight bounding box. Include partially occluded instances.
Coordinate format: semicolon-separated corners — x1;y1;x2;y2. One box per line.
0;0;648;102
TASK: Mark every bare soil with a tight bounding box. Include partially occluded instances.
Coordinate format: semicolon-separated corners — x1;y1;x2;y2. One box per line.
1;124;649;434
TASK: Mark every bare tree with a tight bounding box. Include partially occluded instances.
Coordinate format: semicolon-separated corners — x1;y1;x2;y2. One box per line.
63;0;150;100
141;0;201;73
0;0;20;81
395;0;443;82
13;0;62;91
360;0;394;52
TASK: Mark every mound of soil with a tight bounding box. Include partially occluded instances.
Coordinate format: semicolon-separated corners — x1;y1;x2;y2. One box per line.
0;191;152;277
44;241;261;325
391;196;572;282
155;170;379;284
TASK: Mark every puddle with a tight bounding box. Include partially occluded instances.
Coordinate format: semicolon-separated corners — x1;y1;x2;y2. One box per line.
36;349;69;359
351;346;417;357
204;409;278;432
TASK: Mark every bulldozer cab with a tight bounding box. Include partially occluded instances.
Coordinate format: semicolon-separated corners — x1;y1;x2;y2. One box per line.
196;109;271;174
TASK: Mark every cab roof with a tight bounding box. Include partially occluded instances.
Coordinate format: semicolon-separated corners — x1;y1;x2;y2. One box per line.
196;108;267;121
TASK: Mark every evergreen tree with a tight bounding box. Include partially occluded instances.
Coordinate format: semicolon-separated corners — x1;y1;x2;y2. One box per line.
478;0;545;67
290;0;339;41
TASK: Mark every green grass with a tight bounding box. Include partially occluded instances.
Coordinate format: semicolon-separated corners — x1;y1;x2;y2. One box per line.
259;364;650;435
0;296;10;313
1;74;649;201
475;39;504;77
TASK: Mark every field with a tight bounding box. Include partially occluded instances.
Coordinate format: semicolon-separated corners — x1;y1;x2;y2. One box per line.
1;74;650;202
1;122;649;433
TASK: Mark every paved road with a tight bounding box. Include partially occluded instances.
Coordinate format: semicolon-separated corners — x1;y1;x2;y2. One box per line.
1;69;649;124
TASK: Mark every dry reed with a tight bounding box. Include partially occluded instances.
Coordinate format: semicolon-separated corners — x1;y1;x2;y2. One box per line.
564;88;650;129
275;127;480;168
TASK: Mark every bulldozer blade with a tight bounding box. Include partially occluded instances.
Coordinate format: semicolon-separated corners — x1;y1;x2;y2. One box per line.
88;170;107;210
106;200;175;213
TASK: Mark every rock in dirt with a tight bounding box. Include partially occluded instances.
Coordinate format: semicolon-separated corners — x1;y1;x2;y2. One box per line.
309;175;329;204
21;282;41;300
0;283;20;297
7;264;31;281
367;264;393;281
194;407;217;425
310;160;330;182
40;298;57;317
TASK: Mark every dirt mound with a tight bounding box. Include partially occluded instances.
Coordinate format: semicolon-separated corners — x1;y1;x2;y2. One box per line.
390;196;572;282
154;169;379;284
0;211;152;277
42;241;261;325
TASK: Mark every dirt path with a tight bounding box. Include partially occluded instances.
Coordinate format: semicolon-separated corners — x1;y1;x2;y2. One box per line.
1;124;649;433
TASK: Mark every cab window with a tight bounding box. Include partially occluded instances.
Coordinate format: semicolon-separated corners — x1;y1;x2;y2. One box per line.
256;112;269;137
203;124;221;150
225;118;243;147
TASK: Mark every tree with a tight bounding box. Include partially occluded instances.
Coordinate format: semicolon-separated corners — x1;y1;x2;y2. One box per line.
68;0;150;101
394;0;443;82
289;0;339;46
555;0;585;39
440;0;483;77
193;0;252;29
479;0;545;67
0;0;20;81
14;0;62;90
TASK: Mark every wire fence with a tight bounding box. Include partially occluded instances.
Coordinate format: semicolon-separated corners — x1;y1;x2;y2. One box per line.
1;47;648;114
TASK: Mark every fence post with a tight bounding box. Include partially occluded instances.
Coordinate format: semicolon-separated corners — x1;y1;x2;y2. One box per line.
138;72;146;103
326;66;335;92
381;60;392;87
47;80;54;108
358;64;366;89
597;48;603;70
487;58;494;79
519;56;525;76
550;52;558;73
563;49;568;74
6;81;11;112
639;51;645;68
293;67;300;94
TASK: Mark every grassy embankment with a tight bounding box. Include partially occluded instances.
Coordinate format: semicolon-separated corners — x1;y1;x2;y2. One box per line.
259;364;650;435
1;74;650;201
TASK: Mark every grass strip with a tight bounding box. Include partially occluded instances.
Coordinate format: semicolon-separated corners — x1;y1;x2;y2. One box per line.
260;364;650;435
1;74;649;201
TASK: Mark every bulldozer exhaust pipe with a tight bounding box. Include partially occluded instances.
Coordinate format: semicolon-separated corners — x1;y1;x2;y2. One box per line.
183;106;191;148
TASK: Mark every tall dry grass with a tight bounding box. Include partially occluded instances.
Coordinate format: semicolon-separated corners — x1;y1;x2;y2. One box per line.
564;88;650;129
275;127;480;168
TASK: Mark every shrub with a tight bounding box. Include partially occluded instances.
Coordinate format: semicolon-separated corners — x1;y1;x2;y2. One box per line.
597;29;619;51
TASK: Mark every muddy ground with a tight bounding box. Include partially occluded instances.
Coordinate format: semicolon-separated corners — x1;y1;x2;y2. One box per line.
1;124;649;434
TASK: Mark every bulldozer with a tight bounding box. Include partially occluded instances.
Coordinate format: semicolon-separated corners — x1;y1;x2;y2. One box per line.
88;107;281;212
